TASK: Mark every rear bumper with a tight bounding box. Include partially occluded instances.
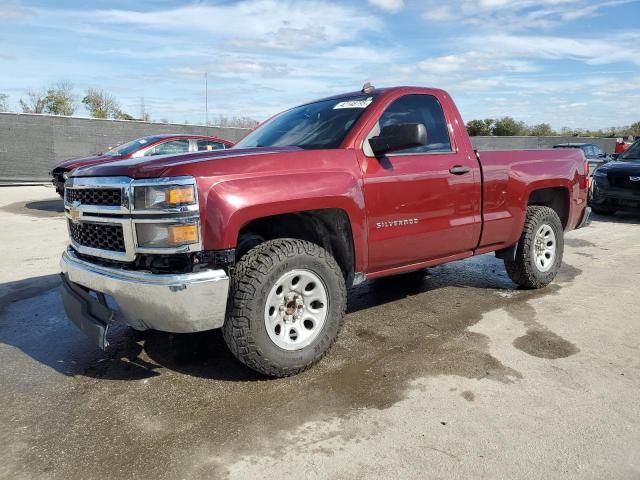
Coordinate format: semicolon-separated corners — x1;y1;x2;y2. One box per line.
60;248;229;338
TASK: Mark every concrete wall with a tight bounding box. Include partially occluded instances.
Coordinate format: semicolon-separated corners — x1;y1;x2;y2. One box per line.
0;113;250;182
471;135;617;153
0;112;619;182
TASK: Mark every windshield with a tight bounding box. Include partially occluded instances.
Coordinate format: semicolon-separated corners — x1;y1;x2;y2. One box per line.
103;135;166;156
234;96;375;150
619;140;640;160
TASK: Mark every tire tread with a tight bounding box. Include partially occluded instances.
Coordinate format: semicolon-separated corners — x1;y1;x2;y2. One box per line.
223;238;346;377
504;206;564;289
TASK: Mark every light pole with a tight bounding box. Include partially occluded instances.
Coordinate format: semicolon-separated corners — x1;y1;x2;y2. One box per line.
205;72;208;129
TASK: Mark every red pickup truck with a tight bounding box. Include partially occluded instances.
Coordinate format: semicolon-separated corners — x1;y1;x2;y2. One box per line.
59;86;591;377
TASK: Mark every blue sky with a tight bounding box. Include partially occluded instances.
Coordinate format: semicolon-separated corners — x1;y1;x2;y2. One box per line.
0;0;639;129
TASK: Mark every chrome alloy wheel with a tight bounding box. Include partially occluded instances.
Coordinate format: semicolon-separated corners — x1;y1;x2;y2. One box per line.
533;224;556;272
264;269;329;351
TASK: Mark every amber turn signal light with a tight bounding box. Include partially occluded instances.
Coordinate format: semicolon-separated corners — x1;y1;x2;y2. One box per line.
165;186;195;205
168;224;198;245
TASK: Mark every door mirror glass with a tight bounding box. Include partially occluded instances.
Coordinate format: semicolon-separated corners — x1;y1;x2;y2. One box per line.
368;123;427;156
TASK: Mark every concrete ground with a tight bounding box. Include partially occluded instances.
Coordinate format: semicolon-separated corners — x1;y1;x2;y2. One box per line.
0;186;638;480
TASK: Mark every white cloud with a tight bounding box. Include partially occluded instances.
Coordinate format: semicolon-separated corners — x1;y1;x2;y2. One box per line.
421;0;639;31
94;1;382;50
367;0;404;13
0;0;26;21
474;33;640;66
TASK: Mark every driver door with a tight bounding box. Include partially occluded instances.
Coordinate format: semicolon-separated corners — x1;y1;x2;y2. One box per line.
362;94;482;272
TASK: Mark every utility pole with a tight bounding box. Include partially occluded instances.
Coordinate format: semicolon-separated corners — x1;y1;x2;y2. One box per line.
140;96;146;122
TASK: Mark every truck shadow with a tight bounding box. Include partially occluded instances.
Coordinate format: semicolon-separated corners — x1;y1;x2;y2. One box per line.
0;198;64;218
0;254;581;384
591;211;640;224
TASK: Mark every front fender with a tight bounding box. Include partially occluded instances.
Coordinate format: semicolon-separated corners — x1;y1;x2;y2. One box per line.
199;170;368;272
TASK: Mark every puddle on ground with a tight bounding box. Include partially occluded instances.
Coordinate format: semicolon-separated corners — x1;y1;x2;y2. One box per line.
565;238;596;248
506;297;580;360
513;329;579;359
8;256;583;479
461;390;475;402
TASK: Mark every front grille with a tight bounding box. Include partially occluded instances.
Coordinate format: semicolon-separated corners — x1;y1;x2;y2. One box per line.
66;188;122;206
608;173;640;190
69;221;126;252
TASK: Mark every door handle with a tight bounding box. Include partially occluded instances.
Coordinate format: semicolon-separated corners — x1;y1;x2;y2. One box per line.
449;165;471;175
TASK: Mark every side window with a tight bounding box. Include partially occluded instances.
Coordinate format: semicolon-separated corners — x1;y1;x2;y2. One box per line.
196;140;226;151
144;139;190;156
375;94;452;154
584;145;596;158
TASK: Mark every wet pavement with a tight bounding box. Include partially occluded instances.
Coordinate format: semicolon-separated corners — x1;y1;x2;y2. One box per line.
1;186;639;479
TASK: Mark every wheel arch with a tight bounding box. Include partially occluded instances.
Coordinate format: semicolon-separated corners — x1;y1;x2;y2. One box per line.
526;185;570;229
237;208;358;286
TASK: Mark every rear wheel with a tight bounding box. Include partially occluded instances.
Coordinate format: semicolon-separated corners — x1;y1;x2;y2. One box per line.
223;239;346;377
504;206;564;289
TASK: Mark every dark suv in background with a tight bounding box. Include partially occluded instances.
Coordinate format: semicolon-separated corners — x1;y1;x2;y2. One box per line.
553;143;610;173
590;139;640;215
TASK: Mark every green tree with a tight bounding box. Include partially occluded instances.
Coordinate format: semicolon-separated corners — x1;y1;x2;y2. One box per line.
82;88;120;119
628;121;640;137
466;118;494;136
114;110;135;121
19;89;47;113
0;93;8;111
44;81;75;116
529;123;554;136
492;117;528;136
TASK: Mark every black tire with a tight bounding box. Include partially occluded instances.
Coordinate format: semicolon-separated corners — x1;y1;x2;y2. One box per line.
591;206;616;216
223;239;347;377
504;206;564;289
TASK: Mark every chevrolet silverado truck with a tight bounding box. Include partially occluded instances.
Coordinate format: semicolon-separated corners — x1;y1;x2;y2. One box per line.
59;86;591;377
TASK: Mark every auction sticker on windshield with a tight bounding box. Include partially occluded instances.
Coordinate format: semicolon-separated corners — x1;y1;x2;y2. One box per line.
333;97;373;109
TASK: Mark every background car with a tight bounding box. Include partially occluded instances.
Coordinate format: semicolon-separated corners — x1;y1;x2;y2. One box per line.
589;138;640;215
553;143;610;173
51;134;233;195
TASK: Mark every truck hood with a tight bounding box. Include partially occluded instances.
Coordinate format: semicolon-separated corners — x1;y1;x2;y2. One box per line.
55;153;125;171
71;146;302;179
597;160;640;175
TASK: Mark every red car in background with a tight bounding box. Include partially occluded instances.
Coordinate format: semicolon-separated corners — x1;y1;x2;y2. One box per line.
51;134;233;195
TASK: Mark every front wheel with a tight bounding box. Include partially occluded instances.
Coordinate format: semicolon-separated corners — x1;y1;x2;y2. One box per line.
504;206;564;289
223;239;346;377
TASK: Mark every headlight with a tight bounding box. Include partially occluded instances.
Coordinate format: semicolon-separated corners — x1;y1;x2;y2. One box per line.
133;184;196;210
136;223;199;248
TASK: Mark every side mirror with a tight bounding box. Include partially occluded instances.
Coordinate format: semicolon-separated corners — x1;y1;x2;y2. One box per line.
611;153;619;160
369;123;427;156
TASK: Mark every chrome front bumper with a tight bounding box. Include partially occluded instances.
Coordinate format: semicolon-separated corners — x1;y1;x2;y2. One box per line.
60;248;229;337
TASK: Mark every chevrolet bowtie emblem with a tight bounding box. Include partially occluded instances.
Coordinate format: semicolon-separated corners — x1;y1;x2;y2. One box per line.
69;201;81;223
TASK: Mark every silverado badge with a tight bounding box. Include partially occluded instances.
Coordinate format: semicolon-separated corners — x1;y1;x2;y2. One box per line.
376;218;419;229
